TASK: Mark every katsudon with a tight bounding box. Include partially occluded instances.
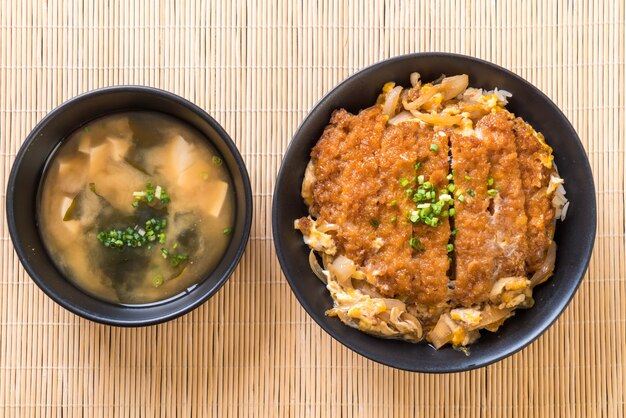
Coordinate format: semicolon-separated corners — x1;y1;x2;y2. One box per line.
295;73;568;349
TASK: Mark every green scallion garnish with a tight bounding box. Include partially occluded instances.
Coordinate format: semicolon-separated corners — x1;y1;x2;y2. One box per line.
409;237;424;251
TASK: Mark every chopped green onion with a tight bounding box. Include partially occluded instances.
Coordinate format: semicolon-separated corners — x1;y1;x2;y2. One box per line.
223;227;233;235
405;189;413;197
391;216;397;223
451;228;458;235
446;173;453;181
409;237;424;251
430;143;439;152
449;208;456;216
417;175;425;184
447;243;454;253
389;200;397;206
133;183;170;206
467;189;475;197
212;156;223;166
487;177;495;186
487;189;498;197
83;126;90;132
447;184;456;192
458;195;465;202
464;175;471;180
414;161;422;171
399;178;410;187
170;253;189;268
369;219;380;228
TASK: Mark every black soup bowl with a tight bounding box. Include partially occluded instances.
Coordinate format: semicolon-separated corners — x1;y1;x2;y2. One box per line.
7;86;253;326
272;53;596;372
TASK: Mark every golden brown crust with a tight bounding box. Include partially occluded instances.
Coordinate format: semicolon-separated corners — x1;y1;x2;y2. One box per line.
310;106;387;264
512;117;556;271
311;107;451;310
450;133;497;306
478;112;528;279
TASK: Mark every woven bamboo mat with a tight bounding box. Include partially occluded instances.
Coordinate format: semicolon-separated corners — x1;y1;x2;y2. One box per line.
0;0;624;416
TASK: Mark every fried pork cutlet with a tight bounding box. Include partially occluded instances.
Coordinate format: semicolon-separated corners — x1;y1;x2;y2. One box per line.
296;74;563;348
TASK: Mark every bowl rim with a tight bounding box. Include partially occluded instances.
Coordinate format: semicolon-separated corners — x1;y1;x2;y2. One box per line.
6;85;253;326
272;52;596;373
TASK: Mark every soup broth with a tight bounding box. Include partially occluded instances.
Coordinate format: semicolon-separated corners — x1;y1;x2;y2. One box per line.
39;112;235;304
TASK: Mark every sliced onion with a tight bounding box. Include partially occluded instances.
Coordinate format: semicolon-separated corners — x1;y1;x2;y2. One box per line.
308;250;329;284
380;298;406;310
382;86;403;117
428;314;454;349
530;241;557;286
353;281;383;298
432;74;446;84
403;88;439;110
388;111;414;126
329;255;356;287
474;307;512;332
489;276;529;303
410;72;421;87
301;161;315;206
409;110;464;126
440;74;469;100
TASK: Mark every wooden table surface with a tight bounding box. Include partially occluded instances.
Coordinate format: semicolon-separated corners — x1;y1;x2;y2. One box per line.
1;1;624;417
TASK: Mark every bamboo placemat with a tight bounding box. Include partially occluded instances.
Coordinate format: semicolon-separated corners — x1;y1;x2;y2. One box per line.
0;0;624;416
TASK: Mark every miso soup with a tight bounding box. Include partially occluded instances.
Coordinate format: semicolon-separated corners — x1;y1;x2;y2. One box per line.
39;112;235;304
